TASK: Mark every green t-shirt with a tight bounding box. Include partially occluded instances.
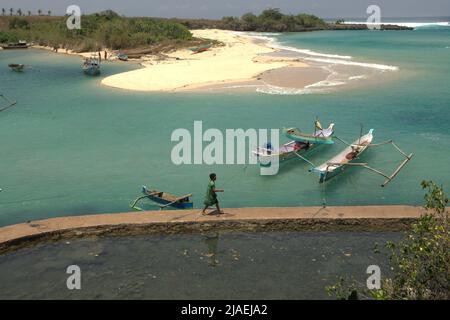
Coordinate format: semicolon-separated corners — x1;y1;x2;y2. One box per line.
204;180;218;206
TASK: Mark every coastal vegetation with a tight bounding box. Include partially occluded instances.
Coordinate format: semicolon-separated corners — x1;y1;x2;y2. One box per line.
0;8;412;54
0;11;193;52
169;8;326;32
326;181;449;300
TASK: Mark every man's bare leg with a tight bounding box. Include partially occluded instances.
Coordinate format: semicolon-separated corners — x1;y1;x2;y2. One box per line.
202;205;209;215
215;202;224;214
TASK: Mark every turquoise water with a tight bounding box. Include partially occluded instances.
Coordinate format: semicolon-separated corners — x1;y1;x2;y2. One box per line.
1;27;449;226
0;231;400;299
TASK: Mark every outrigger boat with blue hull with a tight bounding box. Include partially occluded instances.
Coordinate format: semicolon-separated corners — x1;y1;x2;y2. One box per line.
254;119;335;168
284;121;335;145
308;129;413;187
130;186;193;210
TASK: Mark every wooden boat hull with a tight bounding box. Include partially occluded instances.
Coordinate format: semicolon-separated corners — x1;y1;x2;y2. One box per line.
1;45;29;49
312;129;374;183
83;66;101;76
8;64;25;72
189;44;212;54
142;186;193;209
283;125;335;145
253;141;315;167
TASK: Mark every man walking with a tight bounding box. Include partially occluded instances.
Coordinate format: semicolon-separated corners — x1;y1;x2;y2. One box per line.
202;173;224;215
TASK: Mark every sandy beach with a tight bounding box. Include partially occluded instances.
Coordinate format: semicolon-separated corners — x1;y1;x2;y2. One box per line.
100;29;324;92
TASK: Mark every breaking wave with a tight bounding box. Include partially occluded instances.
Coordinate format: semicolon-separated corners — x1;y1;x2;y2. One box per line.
238;31;400;95
343;21;450;29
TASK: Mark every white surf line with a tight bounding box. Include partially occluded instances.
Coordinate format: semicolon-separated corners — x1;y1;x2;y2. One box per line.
236;31;353;60
343;21;450;29
304;57;399;71
238;31;399;71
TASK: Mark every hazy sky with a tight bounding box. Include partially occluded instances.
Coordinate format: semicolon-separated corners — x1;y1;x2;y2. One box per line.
0;0;449;19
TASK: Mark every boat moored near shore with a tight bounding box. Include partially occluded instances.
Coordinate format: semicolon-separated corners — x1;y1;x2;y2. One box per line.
1;41;30;50
82;56;101;76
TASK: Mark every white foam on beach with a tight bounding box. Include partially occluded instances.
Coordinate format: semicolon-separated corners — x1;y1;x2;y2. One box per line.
304;57;399;71
270;43;353;59
240;31;399;71
256;85;324;95
348;75;368;80
238;32;353;60
343;21;450;29
237;31;400;94
305;80;347;88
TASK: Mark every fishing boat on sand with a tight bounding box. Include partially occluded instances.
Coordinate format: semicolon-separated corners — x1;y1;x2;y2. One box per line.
310;129;413;186
117;53;128;61
284;121;335;145
8;64;25;72
82;56;101;76
130;185;193;210
253;141;315;167
1;41;29;50
189;43;212;54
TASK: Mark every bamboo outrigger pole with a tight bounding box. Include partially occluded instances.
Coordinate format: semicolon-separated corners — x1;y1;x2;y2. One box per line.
0;94;17;112
381;153;414;187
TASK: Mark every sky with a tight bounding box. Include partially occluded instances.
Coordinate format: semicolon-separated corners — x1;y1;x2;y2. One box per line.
0;0;449;19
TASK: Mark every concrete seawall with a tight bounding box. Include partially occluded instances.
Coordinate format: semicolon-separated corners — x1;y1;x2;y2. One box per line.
0;206;425;254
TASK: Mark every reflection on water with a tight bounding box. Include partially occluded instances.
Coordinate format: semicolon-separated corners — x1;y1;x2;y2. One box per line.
0;231;402;299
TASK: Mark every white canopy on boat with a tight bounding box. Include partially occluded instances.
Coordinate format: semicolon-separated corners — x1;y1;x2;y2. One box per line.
314;123;334;138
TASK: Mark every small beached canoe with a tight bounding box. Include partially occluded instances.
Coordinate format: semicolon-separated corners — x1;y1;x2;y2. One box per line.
8;64;25;72
253;141;315;167
311;129;374;183
284;123;335;145
189;43;212;54
117;53;128;61
130;186;193;210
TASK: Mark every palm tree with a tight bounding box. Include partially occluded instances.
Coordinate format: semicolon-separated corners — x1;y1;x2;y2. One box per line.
17;8;22;16
9;8;13;16
47;10;51;16
38;9;42;16
1;8;5;16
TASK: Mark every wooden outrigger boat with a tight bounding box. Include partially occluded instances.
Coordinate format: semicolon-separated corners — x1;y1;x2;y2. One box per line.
309;129;413;187
189;43;212;54
284;121;335;145
8;64;25;72
253;141;315;167
312;129;374;183
130;186;193;210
